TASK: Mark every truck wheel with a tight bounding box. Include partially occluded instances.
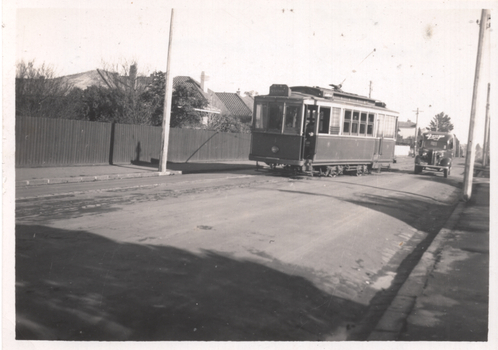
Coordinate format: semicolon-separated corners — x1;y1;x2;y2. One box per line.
443;169;448;178
414;165;422;174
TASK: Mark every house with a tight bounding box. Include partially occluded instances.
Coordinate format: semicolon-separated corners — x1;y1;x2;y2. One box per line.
59;68;256;126
397;120;418;146
215;90;253;124
59;70;107;89
173;73;228;119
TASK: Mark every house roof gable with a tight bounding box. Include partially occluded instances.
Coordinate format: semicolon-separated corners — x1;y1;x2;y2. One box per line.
215;92;252;117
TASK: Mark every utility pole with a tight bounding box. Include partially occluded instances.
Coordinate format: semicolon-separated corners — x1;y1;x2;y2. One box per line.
413;108;422;156
482;83;491;167
159;9;175;173
463;9;490;201
369;81;372;99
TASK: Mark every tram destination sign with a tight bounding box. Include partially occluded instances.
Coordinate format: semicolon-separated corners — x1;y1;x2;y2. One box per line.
269;84;291;97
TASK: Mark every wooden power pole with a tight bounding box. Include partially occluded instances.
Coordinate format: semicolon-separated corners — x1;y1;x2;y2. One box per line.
159;9;175;173
482;83;491;167
413;108;422;156
462;9;490;201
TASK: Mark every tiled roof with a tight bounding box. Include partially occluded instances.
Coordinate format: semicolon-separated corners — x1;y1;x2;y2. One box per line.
240;95;254;112
60;70;107;89
215;93;252;117
173;76;226;114
60;69;150;90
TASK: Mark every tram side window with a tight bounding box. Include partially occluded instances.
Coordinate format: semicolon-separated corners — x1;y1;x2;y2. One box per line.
318;107;331;134
377;114;385;136
254;103;268;130
268;103;284;132
359;112;367;135
367;114;374;136
343;110;352;134
384;115;396;138
330;108;341;134
351;111;360;135
284;105;302;134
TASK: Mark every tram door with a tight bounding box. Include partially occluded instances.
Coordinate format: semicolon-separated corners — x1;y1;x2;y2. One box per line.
373;115;384;161
303;105;318;159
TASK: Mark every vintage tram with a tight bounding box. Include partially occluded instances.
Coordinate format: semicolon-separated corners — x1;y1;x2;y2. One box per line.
249;84;399;175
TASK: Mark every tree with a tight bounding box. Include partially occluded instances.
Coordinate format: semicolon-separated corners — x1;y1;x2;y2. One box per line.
428;112;454;132
170;81;207;128
140;71;167;126
82;85;122;122
94;61;160;125
205;113;251;133
16;60;81;119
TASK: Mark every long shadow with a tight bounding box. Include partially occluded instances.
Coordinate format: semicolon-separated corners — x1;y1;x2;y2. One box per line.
336;192;460;340
129;159;256;175
16;224;364;341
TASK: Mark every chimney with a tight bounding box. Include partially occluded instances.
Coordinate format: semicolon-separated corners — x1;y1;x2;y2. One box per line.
200;71;210;93
237;88;241;96
129;64;137;91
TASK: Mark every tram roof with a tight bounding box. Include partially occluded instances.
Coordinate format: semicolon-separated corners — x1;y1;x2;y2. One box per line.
258;84;398;114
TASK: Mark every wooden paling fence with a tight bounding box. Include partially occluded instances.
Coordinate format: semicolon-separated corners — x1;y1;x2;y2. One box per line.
15;117;251;167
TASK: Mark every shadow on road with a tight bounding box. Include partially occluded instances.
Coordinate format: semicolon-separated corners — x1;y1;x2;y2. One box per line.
16;224;365;341
129;160;256;175
337;192;459;340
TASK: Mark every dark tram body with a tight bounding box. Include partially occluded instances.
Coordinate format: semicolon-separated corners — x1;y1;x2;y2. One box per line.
414;131;455;178
249;84;399;175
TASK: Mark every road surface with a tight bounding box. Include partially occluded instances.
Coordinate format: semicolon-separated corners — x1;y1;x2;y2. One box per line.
15;158;465;341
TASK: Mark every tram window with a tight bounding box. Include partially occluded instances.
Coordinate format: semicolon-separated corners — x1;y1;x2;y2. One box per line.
359;112;367;135
384;115;396;138
343;110;352;134
318;107;331;134
268;103;284;132
377;114;385;136
367;113;374;136
254;103;268;129
351;111;360;134
284;105;302;134
330;107;341;134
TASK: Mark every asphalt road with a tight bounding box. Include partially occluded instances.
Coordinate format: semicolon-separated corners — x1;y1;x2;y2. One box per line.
15;159;465;341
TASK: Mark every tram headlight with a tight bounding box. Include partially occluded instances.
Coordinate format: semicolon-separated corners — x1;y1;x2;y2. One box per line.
271;146;279;154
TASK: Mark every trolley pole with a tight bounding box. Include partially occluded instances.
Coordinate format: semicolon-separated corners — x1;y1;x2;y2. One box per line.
463;9;490;201
482;83;491;167
159;9;175;173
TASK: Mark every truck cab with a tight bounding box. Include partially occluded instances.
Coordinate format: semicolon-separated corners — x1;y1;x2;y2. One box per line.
414;131;454;178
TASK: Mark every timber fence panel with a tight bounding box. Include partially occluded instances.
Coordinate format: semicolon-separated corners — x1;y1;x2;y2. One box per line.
112;123;162;164
15;117;251;167
167;128;250;162
16;117;111;167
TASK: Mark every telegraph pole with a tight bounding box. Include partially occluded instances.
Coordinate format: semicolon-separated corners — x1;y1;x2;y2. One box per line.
159;9;175;173
462;9;490;201
482;83;490;166
369;81;372;99
413;108;422;156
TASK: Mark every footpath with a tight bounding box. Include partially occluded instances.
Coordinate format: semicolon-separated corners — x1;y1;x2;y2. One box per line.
15;160;256;187
368;174;491;341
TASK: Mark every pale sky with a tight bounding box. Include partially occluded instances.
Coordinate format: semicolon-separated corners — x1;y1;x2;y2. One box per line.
8;0;498;144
